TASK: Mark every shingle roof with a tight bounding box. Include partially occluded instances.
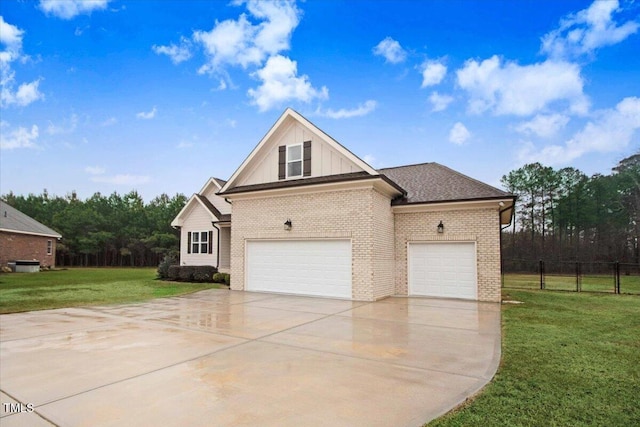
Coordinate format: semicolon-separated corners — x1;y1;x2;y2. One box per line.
378;162;513;205
0;200;62;238
194;194;230;222
212;177;227;188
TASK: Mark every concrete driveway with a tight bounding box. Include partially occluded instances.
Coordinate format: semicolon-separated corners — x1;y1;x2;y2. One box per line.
0;289;501;427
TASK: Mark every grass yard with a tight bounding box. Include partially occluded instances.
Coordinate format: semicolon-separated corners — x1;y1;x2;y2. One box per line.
429;290;640;427
504;273;640;294
0;268;221;314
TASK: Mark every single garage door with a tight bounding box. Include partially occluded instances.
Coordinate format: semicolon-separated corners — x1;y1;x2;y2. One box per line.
246;239;352;298
408;242;477;300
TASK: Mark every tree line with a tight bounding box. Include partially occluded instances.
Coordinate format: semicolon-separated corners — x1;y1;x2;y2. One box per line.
4;152;638;268
501;152;639;264
2;190;187;267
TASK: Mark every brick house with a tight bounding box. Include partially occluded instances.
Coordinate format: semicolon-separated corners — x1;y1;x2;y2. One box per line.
172;109;515;302
0;200;62;269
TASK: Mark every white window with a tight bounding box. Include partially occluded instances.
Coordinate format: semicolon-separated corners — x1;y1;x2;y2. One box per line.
47;240;53;255
190;231;209;254
286;144;302;178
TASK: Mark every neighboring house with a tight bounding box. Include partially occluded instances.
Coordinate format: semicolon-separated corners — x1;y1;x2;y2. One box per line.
0;200;62;269
173;108;515;302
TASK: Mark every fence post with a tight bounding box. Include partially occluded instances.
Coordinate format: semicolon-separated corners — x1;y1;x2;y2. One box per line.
540;260;545;290
615;262;621;294
576;262;581;292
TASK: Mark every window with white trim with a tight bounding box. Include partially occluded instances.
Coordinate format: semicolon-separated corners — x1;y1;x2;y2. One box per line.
286;144;302;178
190;231;209;254
47;240;53;255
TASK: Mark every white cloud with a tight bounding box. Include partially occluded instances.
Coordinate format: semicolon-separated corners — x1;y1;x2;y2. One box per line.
318;100;377;119
176;140;193;149
541;0;639;59
84;165;106;175
136;106;157;119
518;97;640;165
1;18;44;108
101;117;117;127
515;114;569;138
363;154;377;167
247;55;328;112
429;92;454;112
373;37;407;64
449;122;471;145
248;0;300;56
39;0;110;20
152;37;192;64
47;113;78;135
193;0;300;74
0;124;38;150
90;173;151;185
74;25;89;36
420;60;446;87
0;16;23;54
456;55;589;116
10;79;44;106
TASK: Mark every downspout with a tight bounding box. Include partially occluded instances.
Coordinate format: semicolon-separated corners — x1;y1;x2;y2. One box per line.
211;222;221;269
499;198;517;289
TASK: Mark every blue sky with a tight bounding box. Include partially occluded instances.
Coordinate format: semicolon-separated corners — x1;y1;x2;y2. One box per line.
1;0;639;201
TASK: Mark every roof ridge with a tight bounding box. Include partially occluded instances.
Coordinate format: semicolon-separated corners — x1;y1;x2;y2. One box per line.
432;163;510;195
377;161;436;171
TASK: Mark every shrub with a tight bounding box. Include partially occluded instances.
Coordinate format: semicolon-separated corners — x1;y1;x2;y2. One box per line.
223;273;231;286
178;266;196;281
166;265;218;282
192;266;217;282
157;255;177;279
212;272;226;283
167;265;181;281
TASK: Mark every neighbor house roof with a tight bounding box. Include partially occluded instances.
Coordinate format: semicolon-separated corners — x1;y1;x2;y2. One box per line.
379;162;514;205
0;200;62;238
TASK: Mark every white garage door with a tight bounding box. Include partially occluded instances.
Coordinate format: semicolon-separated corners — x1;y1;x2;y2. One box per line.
246;240;352;299
408;242;477;300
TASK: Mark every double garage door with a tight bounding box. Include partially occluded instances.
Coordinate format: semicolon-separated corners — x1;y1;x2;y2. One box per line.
246;240;352;299
246;240;477;300
408;242;477;300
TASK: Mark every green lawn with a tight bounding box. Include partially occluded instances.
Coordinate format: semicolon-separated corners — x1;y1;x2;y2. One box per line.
504;273;640;294
0;268;221;314
428;290;640;427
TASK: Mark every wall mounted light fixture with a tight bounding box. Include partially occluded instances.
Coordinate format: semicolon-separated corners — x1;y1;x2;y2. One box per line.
284;219;292;231
437;220;444;234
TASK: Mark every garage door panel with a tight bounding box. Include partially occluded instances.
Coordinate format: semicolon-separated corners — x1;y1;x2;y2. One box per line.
247;240;352;299
409;242;477;300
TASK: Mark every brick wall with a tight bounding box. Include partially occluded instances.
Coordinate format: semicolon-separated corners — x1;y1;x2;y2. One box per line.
372;189;395;300
0;232;57;268
394;207;502;302
229;186;395;301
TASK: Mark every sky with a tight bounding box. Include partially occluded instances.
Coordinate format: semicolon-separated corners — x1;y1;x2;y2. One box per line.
1;0;639;201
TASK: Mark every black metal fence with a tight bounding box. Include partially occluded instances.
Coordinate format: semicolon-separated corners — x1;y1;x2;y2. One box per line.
502;259;640;295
